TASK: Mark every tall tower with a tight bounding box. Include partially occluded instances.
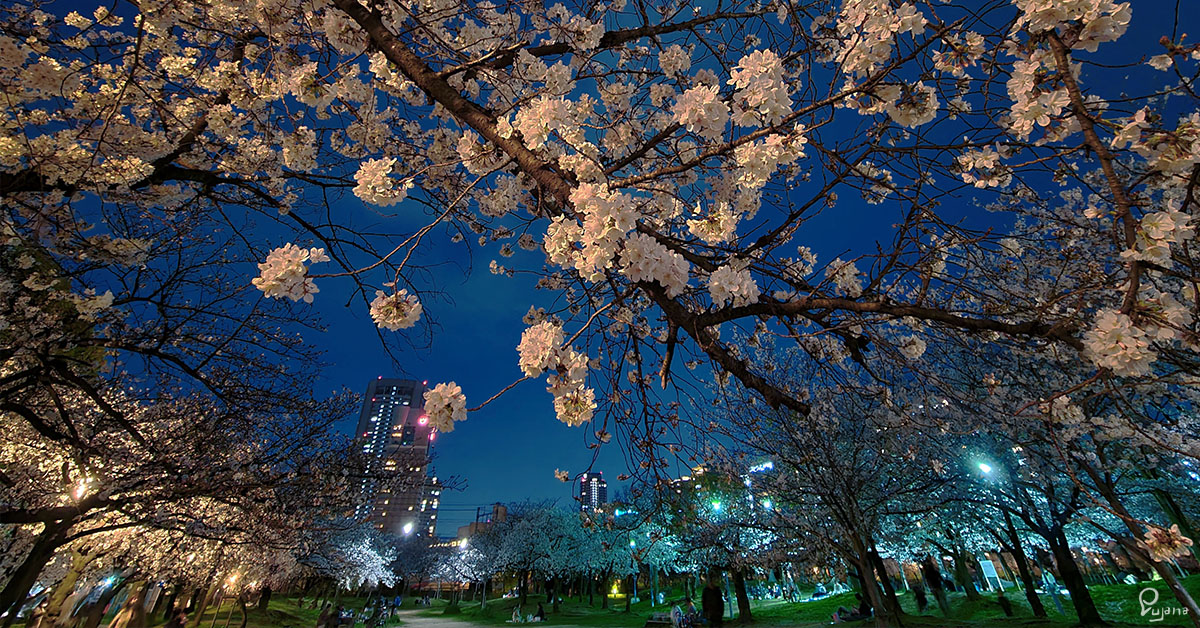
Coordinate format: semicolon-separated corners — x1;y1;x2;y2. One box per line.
579;471;607;513
354;378;442;537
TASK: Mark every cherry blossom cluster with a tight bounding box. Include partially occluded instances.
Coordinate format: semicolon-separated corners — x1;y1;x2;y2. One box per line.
955;147;1012;189
368;289;422;331
1081;309;1155;377
1013;0;1132;52
829;0;925;81
825;259;863;297
619;233;689;297
1140;524;1195;562
251;244;329;303
673;84;728;142
883;83;939;128
353;157;411;206
735;132;806;189
423;382;467;433
518;321;566;377
547;184;640;280
728;49;791;127
687;203;740;245
516;321;596;426
707;262;760;307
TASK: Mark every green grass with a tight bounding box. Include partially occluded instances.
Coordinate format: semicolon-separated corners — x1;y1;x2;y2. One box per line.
40;577;1190;628
410;592;680;627
400;576;1200;628
153;595;402;628
749;575;1200;627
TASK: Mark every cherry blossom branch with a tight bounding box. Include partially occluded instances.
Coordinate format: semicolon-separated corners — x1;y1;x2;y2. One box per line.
1047;33;1142;314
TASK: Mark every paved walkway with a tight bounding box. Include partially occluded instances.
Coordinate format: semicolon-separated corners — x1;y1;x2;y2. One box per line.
392;609;594;628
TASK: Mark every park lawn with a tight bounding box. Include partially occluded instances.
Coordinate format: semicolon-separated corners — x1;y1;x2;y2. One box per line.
414;576;1200;628
144;595;400;628
414;593;674;627
754;575;1200;627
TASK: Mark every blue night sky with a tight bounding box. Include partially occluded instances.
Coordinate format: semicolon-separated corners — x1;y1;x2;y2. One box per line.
312;261;609;535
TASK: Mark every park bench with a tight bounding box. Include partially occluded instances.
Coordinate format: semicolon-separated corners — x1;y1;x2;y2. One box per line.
643;612;673;628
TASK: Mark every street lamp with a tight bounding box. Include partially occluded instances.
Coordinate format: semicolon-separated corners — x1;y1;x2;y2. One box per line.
978;462;993;474
402;522;414;535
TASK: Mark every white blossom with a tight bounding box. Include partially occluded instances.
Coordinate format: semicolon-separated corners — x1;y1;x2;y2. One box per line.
369;289;422;331
518;321;565;377
619;233;690;297
252;244;329;303
424;382;467;432
708;263;759;307
353;158;410;206
1081;309;1156;376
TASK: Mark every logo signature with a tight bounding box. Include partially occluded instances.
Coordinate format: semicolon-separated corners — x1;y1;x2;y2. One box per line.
1140;587;1190;623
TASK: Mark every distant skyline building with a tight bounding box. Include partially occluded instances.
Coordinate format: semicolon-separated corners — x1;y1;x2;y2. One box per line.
579;471;608;513
456;502;508;540
354;378;441;537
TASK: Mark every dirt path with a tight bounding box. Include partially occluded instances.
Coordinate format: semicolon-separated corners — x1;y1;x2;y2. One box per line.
393;610;596;628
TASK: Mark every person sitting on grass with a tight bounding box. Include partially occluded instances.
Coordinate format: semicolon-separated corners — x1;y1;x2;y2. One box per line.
684;598;699;628
832;593;872;623
511;605;522;623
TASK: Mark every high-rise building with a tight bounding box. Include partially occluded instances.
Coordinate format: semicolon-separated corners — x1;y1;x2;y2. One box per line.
354;378;442;537
579;471;607;513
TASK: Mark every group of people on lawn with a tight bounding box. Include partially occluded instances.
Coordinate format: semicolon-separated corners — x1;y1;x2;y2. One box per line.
671;580;726;628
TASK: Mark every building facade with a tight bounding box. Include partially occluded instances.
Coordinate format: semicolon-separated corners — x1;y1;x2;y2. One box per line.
354;378;441;537
579;471;607;513
455;503;508;540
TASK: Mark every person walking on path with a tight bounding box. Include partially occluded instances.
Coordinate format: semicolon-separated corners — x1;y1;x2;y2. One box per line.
701;579;724;628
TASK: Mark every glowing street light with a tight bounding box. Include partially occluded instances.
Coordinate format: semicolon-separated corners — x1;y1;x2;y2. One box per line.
711;500;722;511
978;462;993;474
402;521;414;535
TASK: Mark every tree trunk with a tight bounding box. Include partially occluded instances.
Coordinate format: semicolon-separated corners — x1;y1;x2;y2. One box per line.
869;549;901;618
651;567;658;606
950;548;980;602
80;578;129;628
237;596;249;628
257;587;272;612
599;571;610;610
1003;511;1046;618
519;570;528;607
44;547;96;628
1047;529;1106;626
161;587;179;623
0;522;68;623
730;569;751;624
109;581;148;628
552;576;561;613
920;556;950;618
186;581;221;628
